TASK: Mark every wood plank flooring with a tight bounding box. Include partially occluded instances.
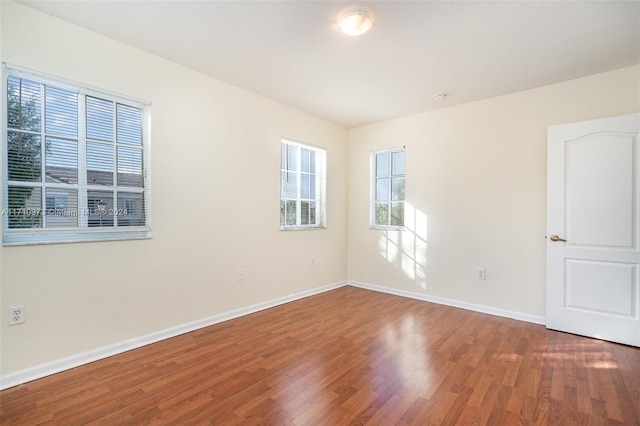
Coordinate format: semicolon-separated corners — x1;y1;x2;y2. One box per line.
1;286;639;425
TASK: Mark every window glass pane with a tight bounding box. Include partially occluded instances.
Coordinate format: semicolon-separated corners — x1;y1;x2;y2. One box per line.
88;191;114;227
280;173;288;200
45;188;78;228
281;143;286;169
117;146;143;187
309;151;316;174
86;97;113;142
301;148;310;173
376;152;389;177
45;137;78;184
116;104;142;145
8;186;42;229
392;151;405;176
375;202;388;226
310;175;316;199
301;201;317;225
287;144;297;171
87;142;114;186
285;200;296;226
45;85;77;137
309;201;316;224
301;201;310;225
7;131;41;182
301;174;310;199
7;76;41;131
391;202;405;226
285;172;297;198
280;200;285;225
391;177;405;201
118;192;144;227
376;178;389;201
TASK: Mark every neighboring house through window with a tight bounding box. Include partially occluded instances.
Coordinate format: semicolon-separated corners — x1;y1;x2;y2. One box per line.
2;64;150;245
280;139;326;229
371;147;405;229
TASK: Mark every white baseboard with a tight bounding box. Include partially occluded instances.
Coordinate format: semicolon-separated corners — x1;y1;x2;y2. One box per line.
348;280;546;326
0;281;348;390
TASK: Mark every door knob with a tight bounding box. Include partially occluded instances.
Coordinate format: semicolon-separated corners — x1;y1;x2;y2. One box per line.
549;234;567;242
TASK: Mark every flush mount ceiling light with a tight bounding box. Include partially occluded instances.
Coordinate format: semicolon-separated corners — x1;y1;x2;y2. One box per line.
339;11;373;36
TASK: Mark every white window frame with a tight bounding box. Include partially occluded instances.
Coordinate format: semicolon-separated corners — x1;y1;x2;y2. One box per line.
2;63;151;245
280;138;326;230
370;147;405;230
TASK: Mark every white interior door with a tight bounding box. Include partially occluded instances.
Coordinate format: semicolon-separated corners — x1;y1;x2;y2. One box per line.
547;113;640;347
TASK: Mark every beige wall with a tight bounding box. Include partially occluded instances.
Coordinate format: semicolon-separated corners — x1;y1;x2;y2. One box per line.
348;65;640;318
0;1;348;375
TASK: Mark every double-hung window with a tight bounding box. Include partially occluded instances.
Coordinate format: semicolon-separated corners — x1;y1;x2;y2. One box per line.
371;148;405;229
280;139;326;229
2;64;150;245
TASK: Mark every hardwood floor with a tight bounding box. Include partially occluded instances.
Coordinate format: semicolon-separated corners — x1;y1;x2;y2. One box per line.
1;286;639;425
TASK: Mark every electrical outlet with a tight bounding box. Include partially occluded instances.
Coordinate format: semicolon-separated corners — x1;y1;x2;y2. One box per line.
476;268;486;280
237;268;245;281
310;257;316;267
8;305;25;325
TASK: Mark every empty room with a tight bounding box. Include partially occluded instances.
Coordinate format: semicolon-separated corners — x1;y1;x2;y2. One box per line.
1;0;639;424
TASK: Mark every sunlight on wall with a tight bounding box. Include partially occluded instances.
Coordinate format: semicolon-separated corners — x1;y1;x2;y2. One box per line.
378;203;428;288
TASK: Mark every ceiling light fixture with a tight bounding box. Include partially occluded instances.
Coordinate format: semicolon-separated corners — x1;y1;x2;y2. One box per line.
435;93;448;101
339;11;373;36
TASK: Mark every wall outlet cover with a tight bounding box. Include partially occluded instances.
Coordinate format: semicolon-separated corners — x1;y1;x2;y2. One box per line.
8;305;25;325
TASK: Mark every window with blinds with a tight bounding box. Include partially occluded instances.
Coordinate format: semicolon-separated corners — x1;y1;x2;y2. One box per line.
280;139;326;229
3;64;150;245
371;148;405;229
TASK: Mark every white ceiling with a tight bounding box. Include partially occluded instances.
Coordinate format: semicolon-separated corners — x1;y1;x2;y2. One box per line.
19;1;640;128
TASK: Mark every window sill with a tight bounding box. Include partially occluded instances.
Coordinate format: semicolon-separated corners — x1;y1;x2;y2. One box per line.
3;228;151;246
280;225;326;231
369;225;405;231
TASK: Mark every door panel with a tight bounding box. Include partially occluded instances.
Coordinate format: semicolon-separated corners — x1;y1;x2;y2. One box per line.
565;260;636;316
547;113;640;347
566;134;634;248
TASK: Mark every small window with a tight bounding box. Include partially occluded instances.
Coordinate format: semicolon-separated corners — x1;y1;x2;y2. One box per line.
280;139;326;229
2;64;150;245
371;148;405;229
